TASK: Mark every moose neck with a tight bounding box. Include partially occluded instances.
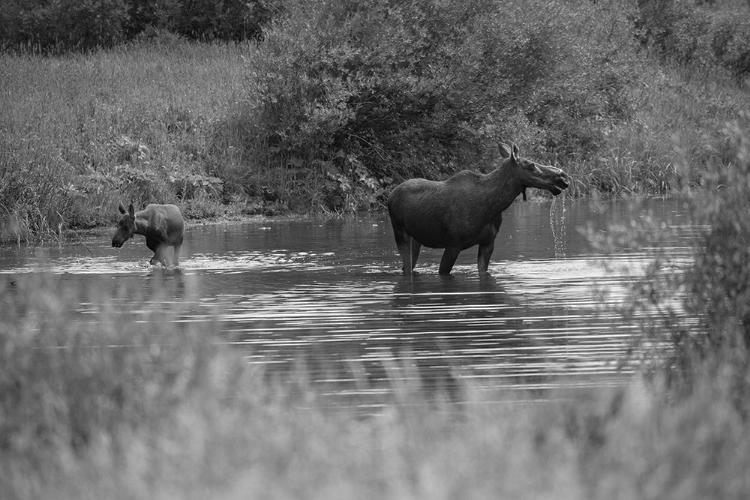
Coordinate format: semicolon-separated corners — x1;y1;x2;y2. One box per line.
482;163;525;214
133;212;150;236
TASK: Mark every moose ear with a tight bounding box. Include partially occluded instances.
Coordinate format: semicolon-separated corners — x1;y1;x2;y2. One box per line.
128;203;135;217
118;203;127;214
498;143;512;159
511;144;519;162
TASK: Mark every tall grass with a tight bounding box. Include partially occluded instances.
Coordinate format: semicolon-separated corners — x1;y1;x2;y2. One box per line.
0;38;247;241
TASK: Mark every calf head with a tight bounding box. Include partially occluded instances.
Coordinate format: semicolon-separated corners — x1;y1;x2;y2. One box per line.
112;203;136;248
499;143;569;198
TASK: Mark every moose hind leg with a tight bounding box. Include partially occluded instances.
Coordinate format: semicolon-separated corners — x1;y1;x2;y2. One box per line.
393;226;420;274
397;236;421;275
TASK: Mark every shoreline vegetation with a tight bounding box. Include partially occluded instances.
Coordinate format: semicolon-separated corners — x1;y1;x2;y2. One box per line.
2;0;750;243
3;1;750;497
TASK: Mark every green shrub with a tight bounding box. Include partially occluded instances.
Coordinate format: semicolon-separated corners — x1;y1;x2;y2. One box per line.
226;0;639;210
635;0;750;78
0;0;129;52
0;0;276;52
688;113;750;350
592;113;750;399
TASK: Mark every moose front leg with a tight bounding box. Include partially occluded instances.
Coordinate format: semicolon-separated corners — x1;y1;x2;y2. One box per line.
477;242;494;275
439;247;461;275
149;243;170;267
146;239;161;266
173;243;182;267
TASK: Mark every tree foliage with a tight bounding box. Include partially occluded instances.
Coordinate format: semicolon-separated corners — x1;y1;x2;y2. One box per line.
228;0;637;210
0;0;276;51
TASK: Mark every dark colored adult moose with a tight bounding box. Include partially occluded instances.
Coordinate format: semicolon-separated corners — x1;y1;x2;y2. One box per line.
112;203;185;267
387;142;569;276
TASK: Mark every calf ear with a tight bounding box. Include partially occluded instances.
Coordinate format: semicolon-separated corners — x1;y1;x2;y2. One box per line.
511;144;519;162
128;203;135;217
118;203;127;214
498;143;512;159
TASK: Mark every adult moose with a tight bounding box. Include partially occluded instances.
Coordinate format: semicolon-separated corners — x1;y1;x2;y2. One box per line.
387;142;569;276
112;203;185;267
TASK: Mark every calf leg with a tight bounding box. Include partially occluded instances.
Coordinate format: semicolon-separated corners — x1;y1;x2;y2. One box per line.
150;245;169;267
439;247;461;275
477;242;494;274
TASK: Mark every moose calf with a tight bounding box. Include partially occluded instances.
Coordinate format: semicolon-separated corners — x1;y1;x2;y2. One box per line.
112;203;184;267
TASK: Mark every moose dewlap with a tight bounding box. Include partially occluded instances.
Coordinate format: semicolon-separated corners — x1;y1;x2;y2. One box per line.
387;142;569;275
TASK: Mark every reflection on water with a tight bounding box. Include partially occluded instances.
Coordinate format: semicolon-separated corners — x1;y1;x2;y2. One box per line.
0;198;701;405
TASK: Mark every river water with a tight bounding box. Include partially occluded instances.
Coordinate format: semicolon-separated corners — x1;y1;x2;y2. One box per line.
0;197;701;406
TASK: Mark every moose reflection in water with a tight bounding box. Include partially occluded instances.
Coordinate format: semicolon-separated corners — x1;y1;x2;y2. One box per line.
388;142;569;275
112;203;185;267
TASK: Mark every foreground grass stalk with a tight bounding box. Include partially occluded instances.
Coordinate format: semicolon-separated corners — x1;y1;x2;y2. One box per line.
1;270;750;499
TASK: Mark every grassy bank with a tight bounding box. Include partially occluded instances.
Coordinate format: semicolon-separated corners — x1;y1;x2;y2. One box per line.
0;39;248;243
2;0;750;243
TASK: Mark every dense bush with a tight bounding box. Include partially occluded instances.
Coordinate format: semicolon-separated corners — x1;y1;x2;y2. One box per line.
635;0;750;78
222;0;638;210
592;113;750;398
0;0;129;51
0;0;275;51
688;114;750;351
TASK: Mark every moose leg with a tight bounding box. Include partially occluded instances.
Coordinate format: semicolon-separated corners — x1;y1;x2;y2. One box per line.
173;243;182;267
151;244;169;267
408;239;422;273
146;239;161;266
397;237;421;274
393;226;420;274
477;242;494;275
439;247;461;275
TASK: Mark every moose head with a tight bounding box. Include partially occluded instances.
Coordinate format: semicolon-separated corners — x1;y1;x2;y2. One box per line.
112;203;136;248
498;142;569;200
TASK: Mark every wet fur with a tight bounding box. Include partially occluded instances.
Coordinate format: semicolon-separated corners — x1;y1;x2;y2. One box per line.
388;143;569;275
112;203;184;267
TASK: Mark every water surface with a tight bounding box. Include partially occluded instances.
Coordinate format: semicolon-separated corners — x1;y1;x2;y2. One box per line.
1;197;701;405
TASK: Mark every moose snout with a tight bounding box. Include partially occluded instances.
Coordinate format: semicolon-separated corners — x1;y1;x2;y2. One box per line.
547;168;570;196
558;171;570;189
112;237;124;248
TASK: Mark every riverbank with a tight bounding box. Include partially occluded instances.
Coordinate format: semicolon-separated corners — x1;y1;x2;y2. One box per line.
2;1;750;243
